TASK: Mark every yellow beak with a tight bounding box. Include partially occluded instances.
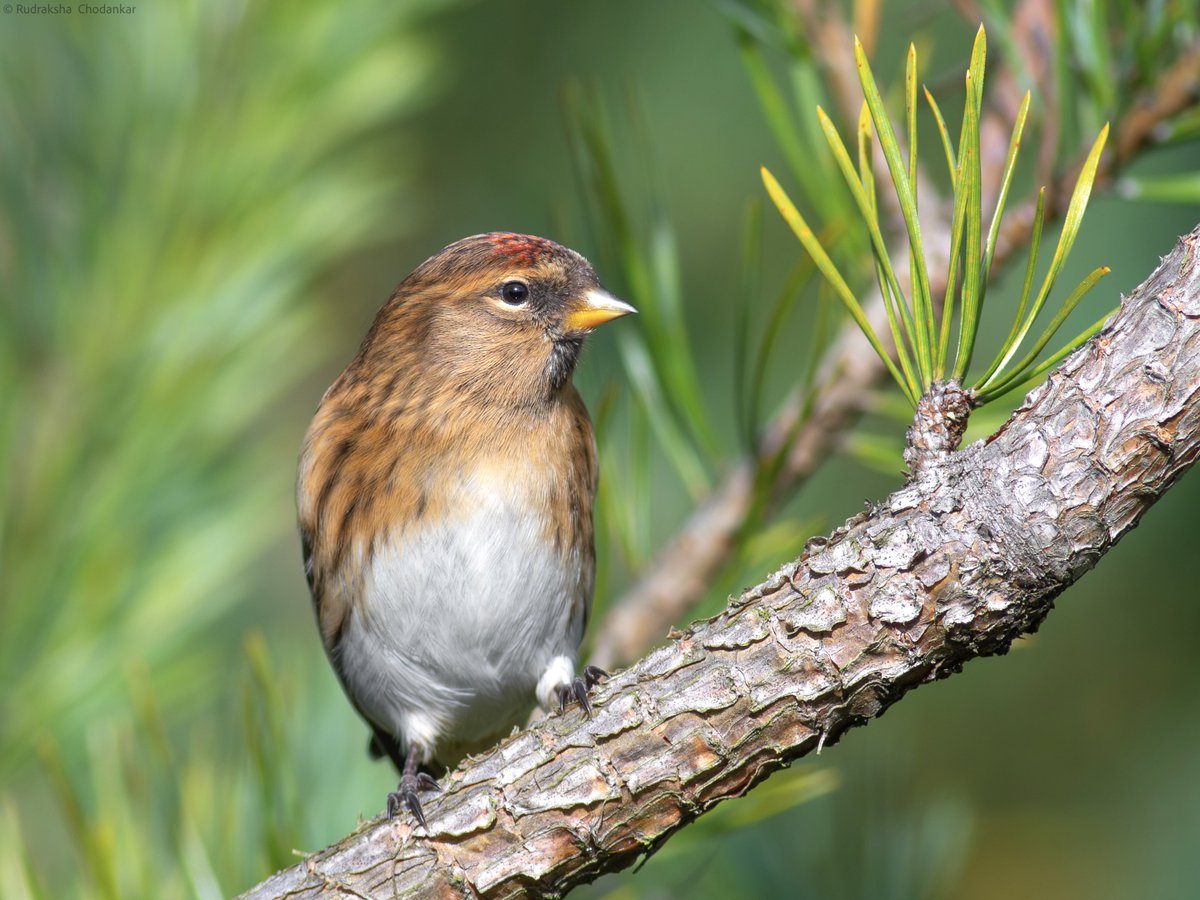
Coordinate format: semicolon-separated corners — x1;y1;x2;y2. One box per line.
564;288;638;332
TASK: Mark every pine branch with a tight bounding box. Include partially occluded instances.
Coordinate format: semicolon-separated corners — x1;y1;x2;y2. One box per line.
588;43;1200;671
243;226;1200;899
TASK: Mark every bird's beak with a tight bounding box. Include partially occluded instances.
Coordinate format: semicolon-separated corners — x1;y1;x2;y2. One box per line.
564;289;638;332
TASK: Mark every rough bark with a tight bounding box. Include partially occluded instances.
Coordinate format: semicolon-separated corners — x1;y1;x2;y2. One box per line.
242;227;1200;899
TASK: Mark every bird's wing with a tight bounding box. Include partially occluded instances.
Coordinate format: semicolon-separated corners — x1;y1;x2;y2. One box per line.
303;521;402;768
569;389;601;639
299;506;354;651
297;402;360;654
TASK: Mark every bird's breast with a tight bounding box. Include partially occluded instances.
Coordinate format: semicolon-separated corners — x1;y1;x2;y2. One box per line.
337;452;593;753
366;461;589;639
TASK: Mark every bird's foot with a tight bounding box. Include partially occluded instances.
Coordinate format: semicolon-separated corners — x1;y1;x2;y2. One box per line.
386;771;441;829
555;664;608;718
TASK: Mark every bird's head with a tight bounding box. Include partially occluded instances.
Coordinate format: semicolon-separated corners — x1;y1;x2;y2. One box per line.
362;233;635;405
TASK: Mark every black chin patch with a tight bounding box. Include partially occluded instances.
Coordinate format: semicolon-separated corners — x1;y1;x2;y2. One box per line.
547;337;584;392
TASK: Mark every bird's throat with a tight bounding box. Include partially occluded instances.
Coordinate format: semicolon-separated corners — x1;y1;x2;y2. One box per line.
546;337;584;393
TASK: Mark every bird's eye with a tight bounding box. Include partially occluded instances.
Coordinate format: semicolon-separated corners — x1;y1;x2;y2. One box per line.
500;281;529;306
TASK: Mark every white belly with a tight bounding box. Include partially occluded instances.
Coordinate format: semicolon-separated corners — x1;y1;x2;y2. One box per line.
336;478;584;762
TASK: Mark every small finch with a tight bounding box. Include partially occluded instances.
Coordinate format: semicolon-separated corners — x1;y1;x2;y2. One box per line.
296;232;635;827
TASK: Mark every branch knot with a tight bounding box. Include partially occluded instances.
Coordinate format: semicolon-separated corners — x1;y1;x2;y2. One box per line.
903;381;975;478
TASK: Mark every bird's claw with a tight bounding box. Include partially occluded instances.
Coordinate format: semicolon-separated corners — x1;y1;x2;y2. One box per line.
556;665;608;718
386;771;440;829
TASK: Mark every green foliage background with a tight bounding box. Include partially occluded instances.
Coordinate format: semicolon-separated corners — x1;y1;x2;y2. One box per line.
1;1;1199;898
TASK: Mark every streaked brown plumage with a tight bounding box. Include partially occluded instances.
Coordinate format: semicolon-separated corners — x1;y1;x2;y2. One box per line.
296;233;633;826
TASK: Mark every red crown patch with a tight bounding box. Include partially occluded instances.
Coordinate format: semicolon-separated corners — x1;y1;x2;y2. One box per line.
488;233;559;266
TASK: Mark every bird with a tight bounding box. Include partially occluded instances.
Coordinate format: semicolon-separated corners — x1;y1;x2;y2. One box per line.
296;232;635;828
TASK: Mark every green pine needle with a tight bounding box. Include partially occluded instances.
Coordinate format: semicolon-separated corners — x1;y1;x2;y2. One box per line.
977;265;1111;401
817;105;920;396
982;91;1031;291
951;28;988;383
977;305;1116;404
924;86;957;187
976;123;1110;392
855;36;936;383
975;188;1047;388
761;166;917;405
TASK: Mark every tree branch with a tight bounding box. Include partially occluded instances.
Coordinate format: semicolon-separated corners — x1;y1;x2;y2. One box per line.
244;227;1200;899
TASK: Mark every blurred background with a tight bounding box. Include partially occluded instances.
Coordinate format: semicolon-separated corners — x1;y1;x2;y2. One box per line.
2;1;1199;897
